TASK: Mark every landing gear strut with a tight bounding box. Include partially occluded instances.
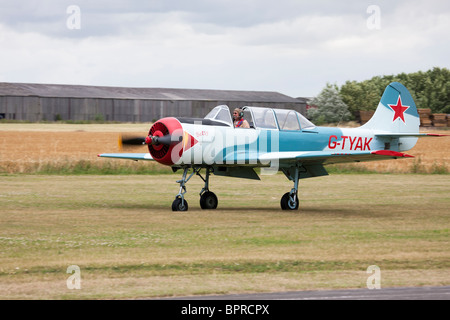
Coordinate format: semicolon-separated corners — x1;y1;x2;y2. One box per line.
171;167;218;211
172;167;191;211
280;166;300;210
199;168;218;209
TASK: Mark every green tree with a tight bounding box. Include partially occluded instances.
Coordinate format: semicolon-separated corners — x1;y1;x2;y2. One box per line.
339;67;450;115
339;80;365;119
307;83;351;125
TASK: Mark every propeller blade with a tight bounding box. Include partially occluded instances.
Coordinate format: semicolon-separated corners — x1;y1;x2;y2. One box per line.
119;134;147;151
147;134;183;145
121;136;147;145
118;133;183;151
152;134;174;145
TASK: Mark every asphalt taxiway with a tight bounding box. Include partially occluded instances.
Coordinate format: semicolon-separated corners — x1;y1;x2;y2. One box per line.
170;286;450;300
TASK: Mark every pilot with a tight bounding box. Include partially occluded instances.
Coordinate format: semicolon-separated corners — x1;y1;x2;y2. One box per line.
233;108;250;128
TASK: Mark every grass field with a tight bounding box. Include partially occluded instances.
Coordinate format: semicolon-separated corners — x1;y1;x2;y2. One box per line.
0;173;448;299
0;123;449;299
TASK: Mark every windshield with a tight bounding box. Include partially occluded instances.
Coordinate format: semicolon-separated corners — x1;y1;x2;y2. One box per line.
204;105;233;126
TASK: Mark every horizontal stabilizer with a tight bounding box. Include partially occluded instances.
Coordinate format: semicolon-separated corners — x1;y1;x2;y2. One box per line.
375;132;448;138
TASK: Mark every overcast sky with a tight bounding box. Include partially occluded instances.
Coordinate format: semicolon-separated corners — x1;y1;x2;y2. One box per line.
0;0;449;97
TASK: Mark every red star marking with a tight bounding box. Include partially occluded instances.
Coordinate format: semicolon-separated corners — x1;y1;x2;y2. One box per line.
388;96;410;123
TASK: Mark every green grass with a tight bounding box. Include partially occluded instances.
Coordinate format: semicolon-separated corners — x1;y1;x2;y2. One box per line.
33;160;174;175
0;160;175;175
0;173;448;299
2;155;447;175
1;161;447;175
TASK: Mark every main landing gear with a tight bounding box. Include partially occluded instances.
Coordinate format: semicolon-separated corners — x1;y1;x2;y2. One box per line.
171;166;301;211
280;166;300;210
172;167;218;212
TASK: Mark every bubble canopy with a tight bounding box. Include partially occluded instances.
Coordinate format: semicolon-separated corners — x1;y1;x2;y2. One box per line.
204;105;315;130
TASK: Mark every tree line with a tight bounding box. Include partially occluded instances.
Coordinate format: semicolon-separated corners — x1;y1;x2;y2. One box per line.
307;67;450;124
341;67;450;115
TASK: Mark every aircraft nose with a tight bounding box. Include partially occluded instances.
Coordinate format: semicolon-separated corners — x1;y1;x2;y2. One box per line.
148;117;183;165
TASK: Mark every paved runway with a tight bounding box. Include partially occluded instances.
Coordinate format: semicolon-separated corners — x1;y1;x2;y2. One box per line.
172;286;450;300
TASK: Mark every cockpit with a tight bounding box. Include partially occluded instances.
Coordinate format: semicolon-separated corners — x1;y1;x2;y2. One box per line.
204;105;315;130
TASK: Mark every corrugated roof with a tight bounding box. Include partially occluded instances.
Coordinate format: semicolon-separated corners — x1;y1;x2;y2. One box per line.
0;82;301;103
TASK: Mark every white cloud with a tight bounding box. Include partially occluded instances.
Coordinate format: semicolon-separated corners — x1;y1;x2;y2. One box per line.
0;0;449;97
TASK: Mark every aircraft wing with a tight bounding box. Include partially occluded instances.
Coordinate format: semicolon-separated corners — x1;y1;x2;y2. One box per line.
219;149;414;180
258;149;413;166
97;153;154;161
98;149;413;167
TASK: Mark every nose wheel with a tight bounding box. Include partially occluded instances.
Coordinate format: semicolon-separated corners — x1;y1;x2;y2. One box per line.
172;167;191;212
172;196;189;211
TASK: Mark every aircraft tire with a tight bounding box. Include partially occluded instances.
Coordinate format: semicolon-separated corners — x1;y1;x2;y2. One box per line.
172;197;189;211
200;191;218;210
280;192;299;210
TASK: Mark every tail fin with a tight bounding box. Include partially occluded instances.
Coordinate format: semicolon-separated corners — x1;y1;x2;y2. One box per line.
361;82;420;151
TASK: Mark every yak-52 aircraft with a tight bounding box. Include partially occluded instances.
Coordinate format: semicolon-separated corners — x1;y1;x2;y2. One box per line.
99;82;445;211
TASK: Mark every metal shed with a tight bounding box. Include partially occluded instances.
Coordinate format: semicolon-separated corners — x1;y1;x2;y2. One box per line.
0;82;307;122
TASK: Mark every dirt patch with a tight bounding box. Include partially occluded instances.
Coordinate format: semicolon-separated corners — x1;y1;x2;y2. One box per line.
0;124;448;173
